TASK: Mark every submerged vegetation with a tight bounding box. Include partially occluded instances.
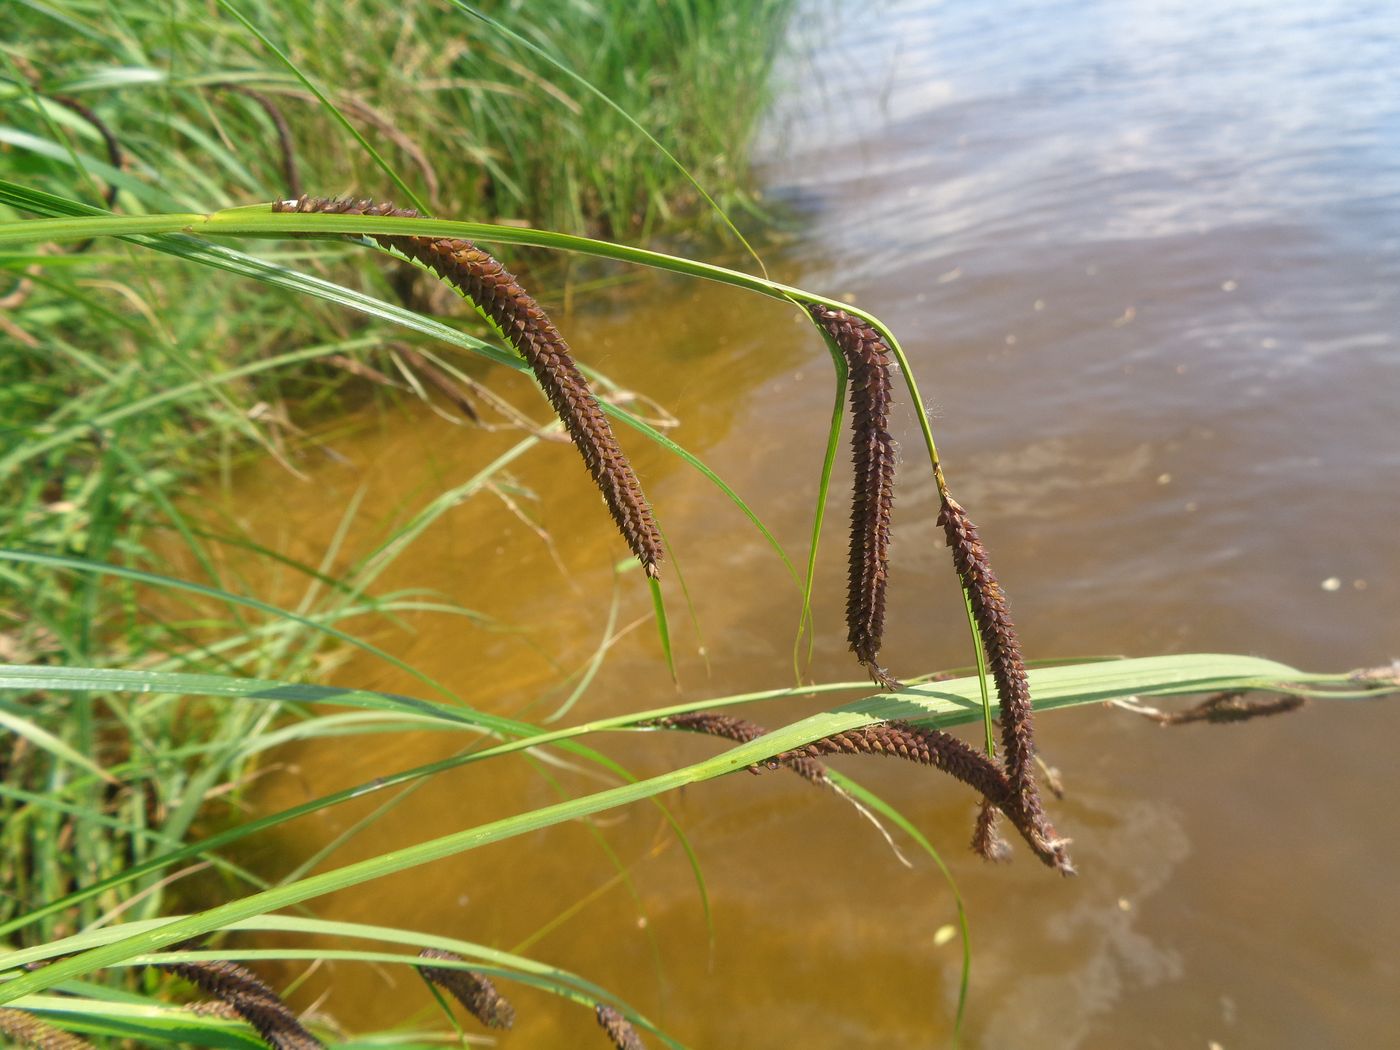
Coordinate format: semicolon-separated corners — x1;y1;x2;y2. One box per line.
3;2;1399;1048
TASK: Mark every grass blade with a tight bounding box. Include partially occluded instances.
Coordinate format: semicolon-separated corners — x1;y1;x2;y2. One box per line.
0;654;1387;1001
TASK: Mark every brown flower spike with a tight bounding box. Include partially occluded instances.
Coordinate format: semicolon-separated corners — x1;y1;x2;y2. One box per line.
971;797;1012;862
156;955;323;1050
650;711;830;784
1143;690;1307;726
782;721;1012;800
596;1003;647;1050
655;712;1067;868
416;948;516;1029
938;494;1071;873
274;196;664;577
805;302;900;688
785;719;1068;869
0;1008;95;1050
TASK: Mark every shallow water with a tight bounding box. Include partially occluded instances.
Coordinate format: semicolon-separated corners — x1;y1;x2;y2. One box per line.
230;1;1400;1045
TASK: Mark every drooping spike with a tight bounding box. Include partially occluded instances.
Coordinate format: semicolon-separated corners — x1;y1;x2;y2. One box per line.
274;196;664;577
804;302;899;688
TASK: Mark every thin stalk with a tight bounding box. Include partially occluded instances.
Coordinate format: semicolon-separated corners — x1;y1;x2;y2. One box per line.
793;332;850;681
964;595;995;755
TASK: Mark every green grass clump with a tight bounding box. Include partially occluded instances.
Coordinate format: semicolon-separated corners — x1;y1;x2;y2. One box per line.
0;0;803;1031
4;0;793;237
0;0;794;961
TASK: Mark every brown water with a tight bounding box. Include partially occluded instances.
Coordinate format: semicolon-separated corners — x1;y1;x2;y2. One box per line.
228;2;1400;1046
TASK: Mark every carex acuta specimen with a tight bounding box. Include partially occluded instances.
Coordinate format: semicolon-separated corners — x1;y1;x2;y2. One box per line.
1137;689;1307;726
778;718;1066;868
596;1003;647;1050
649;711;830;784
938;494;1071;873
416;949;516;1029
652;710;1069;868
156;952;322;1050
273;195;664;577
765;301;1071;868
0;1008;95;1050
804;302;900;688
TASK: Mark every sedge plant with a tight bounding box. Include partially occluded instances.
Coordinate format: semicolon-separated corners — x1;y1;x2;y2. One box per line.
3;4;1399;1049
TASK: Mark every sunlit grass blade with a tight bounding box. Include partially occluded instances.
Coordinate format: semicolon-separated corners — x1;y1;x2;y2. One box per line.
648;574;676;684
0;654;1388;1002
5;914;685;1048
794;327;849;679
5;993;268;1048
0;658;714;947
0;705;115;785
